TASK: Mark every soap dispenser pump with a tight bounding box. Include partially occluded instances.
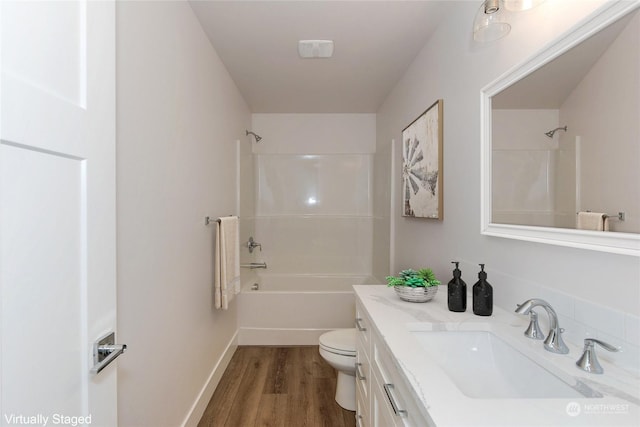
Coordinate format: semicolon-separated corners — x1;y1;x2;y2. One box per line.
447;261;467;312
472;264;493;316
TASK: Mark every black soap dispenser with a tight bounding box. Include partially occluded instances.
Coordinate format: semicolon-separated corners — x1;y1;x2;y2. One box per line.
472;264;493;316
447;261;467;312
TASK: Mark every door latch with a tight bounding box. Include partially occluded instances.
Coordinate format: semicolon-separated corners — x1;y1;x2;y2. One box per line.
91;332;127;375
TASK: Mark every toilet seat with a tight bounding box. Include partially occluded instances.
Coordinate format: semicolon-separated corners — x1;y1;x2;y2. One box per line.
319;329;356;357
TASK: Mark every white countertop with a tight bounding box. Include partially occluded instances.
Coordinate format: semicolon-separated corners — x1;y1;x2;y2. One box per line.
353;284;640;427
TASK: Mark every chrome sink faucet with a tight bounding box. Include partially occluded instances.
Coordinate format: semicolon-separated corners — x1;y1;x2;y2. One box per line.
515;299;569;354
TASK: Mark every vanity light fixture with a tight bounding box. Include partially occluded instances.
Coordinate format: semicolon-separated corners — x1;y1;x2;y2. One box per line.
503;0;545;12
473;0;511;42
473;0;545;42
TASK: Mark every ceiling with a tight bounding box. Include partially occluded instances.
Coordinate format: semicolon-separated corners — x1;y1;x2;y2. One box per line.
492;10;635;109
189;1;451;113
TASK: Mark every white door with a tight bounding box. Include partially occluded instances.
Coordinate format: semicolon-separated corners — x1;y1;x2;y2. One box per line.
1;1;118;426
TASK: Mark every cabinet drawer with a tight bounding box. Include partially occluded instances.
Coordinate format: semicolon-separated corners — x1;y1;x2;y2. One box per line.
372;370;403;427
355;301;372;354
373;338;432;427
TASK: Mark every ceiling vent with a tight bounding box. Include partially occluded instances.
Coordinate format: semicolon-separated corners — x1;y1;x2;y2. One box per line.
298;40;334;58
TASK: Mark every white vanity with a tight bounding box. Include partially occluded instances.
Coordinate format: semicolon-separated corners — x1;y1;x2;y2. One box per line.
353;285;640;426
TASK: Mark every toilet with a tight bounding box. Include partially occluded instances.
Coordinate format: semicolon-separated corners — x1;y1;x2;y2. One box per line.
318;328;357;411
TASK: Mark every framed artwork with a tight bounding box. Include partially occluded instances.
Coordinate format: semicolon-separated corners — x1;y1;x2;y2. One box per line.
402;99;443;219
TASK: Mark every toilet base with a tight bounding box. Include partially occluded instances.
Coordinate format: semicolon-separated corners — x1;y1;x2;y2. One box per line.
335;370;356;411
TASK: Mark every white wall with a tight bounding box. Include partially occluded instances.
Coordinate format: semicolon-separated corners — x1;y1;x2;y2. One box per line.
116;2;251;426
376;0;640;371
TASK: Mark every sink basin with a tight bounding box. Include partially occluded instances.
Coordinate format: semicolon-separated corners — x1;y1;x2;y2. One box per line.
409;330;599;399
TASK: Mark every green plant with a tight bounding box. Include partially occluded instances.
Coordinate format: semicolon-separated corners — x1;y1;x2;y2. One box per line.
385;268;441;288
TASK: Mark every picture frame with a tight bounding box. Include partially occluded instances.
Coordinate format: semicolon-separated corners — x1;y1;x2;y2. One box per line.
402;99;443;219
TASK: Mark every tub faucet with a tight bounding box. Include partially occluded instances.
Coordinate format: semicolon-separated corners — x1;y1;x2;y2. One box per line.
515;299;569;354
246;237;262;253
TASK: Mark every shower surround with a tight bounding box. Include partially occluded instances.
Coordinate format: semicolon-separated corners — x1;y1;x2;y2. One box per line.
238;114;377;345
492;109;572;228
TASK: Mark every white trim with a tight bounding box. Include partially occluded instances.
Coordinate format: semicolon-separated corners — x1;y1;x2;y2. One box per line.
483;223;640;256
480;0;640;257
575;136;581;212
235;139;241;216
238;327;334;346
180;330;238;427
389;139;397;275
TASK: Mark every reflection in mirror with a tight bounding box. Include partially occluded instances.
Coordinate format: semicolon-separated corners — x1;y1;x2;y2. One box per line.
481;2;640;255
491;8;639;234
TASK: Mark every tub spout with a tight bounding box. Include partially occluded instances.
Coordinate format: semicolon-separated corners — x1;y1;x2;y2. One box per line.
241;262;267;269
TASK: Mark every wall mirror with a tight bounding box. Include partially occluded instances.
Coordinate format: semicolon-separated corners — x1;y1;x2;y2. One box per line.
481;1;640;256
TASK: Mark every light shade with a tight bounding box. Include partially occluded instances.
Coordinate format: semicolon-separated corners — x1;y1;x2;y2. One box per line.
504;0;545;12
473;0;511;42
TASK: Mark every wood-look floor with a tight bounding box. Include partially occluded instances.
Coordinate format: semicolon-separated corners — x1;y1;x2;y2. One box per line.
198;346;355;427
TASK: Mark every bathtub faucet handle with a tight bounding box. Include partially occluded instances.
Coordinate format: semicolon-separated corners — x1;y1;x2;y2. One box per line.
247;237;262;253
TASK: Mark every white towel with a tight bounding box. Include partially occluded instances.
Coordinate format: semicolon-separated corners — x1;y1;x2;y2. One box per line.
214;216;240;310
577;211;606;231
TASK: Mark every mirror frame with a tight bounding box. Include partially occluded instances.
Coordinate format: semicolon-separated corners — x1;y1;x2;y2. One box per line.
480;0;640;257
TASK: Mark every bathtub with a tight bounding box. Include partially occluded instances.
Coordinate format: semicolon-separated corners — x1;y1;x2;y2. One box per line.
237;274;379;345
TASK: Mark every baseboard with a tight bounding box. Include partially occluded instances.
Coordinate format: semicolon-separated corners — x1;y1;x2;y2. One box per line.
238;327;336;345
181;330;238;427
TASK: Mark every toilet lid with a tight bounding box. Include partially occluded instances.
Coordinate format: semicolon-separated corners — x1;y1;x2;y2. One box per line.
319;328;356;356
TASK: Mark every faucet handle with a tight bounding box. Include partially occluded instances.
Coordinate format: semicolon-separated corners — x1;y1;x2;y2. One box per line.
586;338;619;353
247;237;262;253
543;326;570;354
523;310;545;340
576;338;620;374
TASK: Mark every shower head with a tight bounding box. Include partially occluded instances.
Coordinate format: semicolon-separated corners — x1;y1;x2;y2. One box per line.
545;126;567;138
246;130;262;143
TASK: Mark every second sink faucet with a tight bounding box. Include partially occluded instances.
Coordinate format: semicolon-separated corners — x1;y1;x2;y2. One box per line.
515;299;569;354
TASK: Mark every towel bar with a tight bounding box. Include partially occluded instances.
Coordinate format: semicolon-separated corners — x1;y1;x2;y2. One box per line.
605;212;625;221
576;212;625;221
205;215;239;225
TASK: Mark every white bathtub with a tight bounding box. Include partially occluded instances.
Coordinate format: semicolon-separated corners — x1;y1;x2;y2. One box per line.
237;274;379;345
